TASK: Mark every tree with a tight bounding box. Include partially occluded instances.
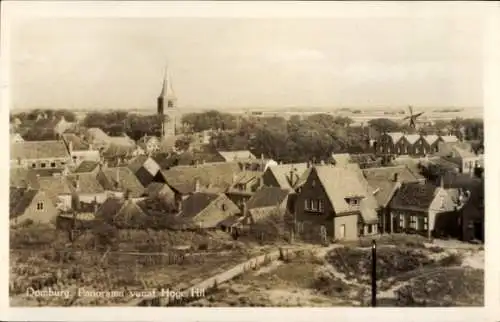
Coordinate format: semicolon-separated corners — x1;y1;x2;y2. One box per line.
175;135;194;152
367;118;402;133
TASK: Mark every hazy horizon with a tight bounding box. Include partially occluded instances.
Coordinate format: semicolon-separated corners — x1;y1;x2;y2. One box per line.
9;13;484;110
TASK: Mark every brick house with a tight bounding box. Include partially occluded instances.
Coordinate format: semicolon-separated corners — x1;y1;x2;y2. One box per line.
388;181;466;239
11;140;71;170
294;165;379;241
362;165;426;233
376;132;404;154
10;187;59;226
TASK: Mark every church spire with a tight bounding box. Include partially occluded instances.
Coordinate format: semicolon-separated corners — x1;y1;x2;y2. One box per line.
159;63;175;99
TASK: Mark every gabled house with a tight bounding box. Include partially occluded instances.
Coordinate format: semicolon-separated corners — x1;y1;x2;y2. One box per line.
245;186;290;224
262;163;310;192
176;192;240;230
11;140;71;170
97;167;146;199
294;165;379;241
436;141;482;175
388;181;466;239
423;135;440;153
127;155;164;187
362;165;425;233
137;135;161;155
37;175;74;210
62;133;101;165
145;182;176;206
10;187;58;227
394;135;412;155
160;162;242;209
376;132;404;154
85;127;111;151
96;195;176;229
226;171;263;210
67;173;107;204
406;134;428;156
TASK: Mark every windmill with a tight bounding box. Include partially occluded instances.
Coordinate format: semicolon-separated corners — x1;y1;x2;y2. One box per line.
402;105;424;129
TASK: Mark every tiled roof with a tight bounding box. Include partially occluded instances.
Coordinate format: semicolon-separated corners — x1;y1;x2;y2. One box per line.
145;182;174;198
366;179;399;208
10;187;39;219
362;165;423;183
99;167;146;197
11;140;69;160
161;162;242;194
423;135;439;145
102;143;136;157
266;163;309;191
74;160;100;173
246;186;289;209
314;166;371;214
331;153;352;166
37;176;73;204
68;173;105;194
217;150;256;162
387;132;404;143
389;183;437;211
62;133;90;150
10;168;40;189
127;156;160;176
95;197;126;221
87;128;110;141
405;134;421;145
178;193;240;228
179;192;219;219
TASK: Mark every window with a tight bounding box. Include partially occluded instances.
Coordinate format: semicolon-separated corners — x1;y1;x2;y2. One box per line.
304;199;309;210
423;217;428;230
50;162;56;168
367;224;373;234
399;214;405;228
31;163;36;168
311;180;316;187
318;200;324;212
167;100;174;108
40;163;46;168
311;200;318;211
36;202;44;210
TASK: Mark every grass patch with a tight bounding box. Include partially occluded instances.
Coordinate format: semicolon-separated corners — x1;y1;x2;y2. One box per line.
395;268;483;306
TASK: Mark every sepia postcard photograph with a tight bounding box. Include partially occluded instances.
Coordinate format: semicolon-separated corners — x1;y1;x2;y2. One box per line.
1;1;499;321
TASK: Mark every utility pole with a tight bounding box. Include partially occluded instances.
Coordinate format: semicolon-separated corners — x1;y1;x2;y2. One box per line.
371;239;377;307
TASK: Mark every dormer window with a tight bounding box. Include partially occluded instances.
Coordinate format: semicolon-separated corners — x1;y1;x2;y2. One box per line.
345;197;361;206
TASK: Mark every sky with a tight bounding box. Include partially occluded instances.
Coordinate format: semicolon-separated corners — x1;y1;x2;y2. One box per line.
8;11;485;110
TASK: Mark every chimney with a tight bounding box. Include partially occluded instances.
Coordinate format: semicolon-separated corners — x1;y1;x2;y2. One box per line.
307;160;311;168
89;143;93;151
124;189;131;200
392;173;399;182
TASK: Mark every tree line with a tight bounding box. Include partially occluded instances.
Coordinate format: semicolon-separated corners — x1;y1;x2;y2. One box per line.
11;109;483;163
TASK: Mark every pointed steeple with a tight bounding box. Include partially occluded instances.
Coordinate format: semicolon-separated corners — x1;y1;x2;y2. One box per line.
159;63;175;99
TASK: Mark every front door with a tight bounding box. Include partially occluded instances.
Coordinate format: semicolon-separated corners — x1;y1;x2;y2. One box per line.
339;224;346;240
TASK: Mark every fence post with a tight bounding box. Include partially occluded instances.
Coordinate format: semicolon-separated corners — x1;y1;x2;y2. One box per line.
371;239;377;307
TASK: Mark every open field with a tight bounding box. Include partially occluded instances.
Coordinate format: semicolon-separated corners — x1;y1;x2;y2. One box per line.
185;235;483;307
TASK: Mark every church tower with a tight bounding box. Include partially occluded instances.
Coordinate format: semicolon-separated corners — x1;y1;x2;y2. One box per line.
157;65;177;137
